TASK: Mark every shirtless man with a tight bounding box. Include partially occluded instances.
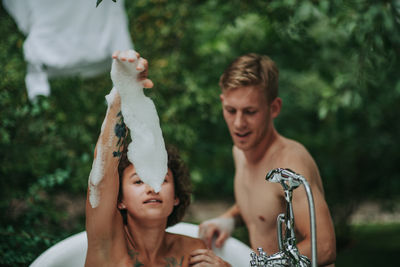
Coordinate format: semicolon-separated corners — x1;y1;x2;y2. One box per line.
198;53;336;266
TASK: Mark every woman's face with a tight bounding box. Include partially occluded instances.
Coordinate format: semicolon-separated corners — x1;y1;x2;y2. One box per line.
118;164;179;224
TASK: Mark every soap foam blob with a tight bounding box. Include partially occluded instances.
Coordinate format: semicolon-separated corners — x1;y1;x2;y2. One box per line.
111;50;167;193
88;50;168;208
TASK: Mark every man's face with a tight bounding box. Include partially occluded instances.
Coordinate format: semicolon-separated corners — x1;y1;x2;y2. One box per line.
220;86;273;151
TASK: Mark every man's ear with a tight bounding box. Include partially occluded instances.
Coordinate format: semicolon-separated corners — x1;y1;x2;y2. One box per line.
270;97;282;119
219;93;224;103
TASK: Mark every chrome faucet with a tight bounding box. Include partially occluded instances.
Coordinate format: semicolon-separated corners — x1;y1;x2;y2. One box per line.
250;168;317;267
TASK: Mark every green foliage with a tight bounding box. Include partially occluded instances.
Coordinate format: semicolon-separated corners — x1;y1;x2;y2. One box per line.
336;223;400;266
1;0;400;265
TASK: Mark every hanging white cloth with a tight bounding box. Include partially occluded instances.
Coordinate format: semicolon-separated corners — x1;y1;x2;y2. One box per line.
3;0;133;101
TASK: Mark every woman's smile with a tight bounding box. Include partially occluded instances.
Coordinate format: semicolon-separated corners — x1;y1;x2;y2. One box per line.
143;197;163;204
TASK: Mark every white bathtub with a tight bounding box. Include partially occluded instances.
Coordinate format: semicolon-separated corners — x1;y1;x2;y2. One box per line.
30;222;252;267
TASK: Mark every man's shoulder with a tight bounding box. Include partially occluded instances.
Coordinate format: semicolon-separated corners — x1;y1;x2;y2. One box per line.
278;136;313;160
270;136;319;177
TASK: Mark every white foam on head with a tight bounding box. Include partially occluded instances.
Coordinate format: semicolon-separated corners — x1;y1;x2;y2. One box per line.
110;50;167;192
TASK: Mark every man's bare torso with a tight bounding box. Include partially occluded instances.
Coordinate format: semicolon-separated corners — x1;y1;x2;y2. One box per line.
233;135;321;254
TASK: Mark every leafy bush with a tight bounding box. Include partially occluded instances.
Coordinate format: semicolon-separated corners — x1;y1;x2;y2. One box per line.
1;1;400;265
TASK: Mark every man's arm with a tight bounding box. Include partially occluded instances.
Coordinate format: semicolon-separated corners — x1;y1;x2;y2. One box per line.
222;204;244;225
198;204;243;249
286;153;336;266
294;183;336;266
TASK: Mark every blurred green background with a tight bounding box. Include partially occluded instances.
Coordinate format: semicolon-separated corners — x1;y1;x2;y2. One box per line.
1;0;400;266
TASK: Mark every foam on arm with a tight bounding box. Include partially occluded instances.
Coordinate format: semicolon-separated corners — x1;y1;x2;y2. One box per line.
88;87;119;208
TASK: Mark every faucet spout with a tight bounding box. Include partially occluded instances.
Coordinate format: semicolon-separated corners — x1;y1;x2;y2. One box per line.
249;168;317;267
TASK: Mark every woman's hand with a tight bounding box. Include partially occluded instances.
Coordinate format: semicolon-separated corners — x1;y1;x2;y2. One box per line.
111;50;154;89
189;249;231;267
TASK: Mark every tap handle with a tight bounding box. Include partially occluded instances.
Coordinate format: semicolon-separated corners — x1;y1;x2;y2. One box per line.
266;168;304;190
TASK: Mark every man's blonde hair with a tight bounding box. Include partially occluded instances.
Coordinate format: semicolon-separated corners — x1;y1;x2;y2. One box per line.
219;53;279;103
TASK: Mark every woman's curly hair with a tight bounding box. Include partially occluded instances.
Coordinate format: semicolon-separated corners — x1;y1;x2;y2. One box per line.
117;144;191;227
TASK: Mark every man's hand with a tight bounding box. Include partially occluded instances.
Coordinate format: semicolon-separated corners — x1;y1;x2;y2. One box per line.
198;217;235;249
111;50;154;89
189;249;231;267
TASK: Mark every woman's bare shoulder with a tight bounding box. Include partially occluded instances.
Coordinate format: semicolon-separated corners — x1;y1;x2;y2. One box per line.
163;233;206;267
167;232;206;251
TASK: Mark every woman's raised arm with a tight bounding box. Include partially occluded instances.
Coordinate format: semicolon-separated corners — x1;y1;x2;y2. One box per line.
86;50;152;241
